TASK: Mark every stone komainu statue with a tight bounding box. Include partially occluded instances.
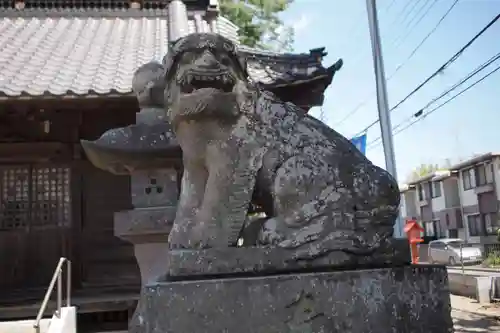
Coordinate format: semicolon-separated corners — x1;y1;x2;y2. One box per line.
132;33;400;261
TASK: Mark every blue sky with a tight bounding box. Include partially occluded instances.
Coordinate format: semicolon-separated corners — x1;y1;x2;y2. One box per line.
280;0;500;183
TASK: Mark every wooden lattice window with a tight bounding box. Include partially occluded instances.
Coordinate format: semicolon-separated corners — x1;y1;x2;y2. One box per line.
0;166;71;230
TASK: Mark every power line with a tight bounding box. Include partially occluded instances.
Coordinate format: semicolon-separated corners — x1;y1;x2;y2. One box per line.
347;0;418;70
369;65;500;149
388;0;432;49
367;60;500;150
387;0;460;80
390;0;421;29
334;0;398;54
383;0;398;14
334;0;459;128
389;51;500;134
352;13;500;137
391;0;438;51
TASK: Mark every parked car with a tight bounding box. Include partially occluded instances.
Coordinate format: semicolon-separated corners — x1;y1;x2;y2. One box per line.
428;238;483;265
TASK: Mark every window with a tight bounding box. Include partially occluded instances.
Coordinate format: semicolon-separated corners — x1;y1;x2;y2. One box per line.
462;168;473;190
476;164;488;186
486;163;494;184
466;213;499;237
432;181;442;198
484;212;500;236
0;166;71;230
478;163;494;185
447;240;464;248
433;219;445;238
418;184;425;201
467;214;483;236
430;241;445;249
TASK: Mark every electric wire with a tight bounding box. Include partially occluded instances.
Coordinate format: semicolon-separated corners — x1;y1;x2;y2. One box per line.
387;0;430;50
393;51;500;132
334;0;460;127
348;0;418;69
334;0;397;54
351;13;500;138
387;0;460;81
368;52;500;147
391;0;438;51
367;60;500;150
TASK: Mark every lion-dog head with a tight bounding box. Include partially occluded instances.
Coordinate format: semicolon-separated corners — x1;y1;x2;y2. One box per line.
163;33;252;127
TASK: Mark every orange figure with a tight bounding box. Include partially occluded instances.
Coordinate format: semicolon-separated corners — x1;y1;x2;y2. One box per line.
404;219;424;264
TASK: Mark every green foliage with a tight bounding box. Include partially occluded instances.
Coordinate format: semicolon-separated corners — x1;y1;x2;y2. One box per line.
406;163;441;182
483;251;500;267
219;0;295;51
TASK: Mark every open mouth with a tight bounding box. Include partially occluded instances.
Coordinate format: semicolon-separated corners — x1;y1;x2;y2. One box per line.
180;72;236;94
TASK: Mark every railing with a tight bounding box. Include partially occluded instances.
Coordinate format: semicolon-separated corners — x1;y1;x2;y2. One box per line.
33;257;72;331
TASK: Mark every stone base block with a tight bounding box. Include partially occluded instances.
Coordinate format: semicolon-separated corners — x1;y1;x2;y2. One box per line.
163;238;410;279
143;265;453;333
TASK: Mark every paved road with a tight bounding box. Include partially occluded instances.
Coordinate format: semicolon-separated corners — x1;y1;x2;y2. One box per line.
451;295;500;332
452;309;500;332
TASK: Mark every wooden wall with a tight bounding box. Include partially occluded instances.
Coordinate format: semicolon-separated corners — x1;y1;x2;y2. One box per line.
0;97;140;304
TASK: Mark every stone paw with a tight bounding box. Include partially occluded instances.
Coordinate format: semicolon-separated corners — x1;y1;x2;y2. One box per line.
167;221;218;249
167;224;193;250
188;223;218;249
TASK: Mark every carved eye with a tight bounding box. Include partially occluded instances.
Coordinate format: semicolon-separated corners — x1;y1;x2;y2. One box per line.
177;51;198;65
220;55;232;66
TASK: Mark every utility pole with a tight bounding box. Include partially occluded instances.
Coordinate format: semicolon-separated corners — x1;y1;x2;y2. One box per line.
365;0;403;238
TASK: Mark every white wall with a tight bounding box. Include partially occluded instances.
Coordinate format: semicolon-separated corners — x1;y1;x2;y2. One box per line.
494;157;500;196
459;172;478;207
400;190;417;218
400;192;407;217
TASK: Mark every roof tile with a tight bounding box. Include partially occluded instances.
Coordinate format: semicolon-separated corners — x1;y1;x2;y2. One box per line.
0;9;330;98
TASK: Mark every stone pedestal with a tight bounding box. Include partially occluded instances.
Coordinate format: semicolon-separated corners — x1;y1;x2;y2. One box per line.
142;264;454;333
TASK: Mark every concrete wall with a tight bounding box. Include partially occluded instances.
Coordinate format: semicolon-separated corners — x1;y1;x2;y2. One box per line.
447;272;500;303
448;273;478;299
0;319;50;333
0;307;76;333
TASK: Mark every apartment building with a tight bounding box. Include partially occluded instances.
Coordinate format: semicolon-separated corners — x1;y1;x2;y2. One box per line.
400;153;500;244
454;153;500;243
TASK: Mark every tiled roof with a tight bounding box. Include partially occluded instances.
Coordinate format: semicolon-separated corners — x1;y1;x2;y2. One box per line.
0;9;331;98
